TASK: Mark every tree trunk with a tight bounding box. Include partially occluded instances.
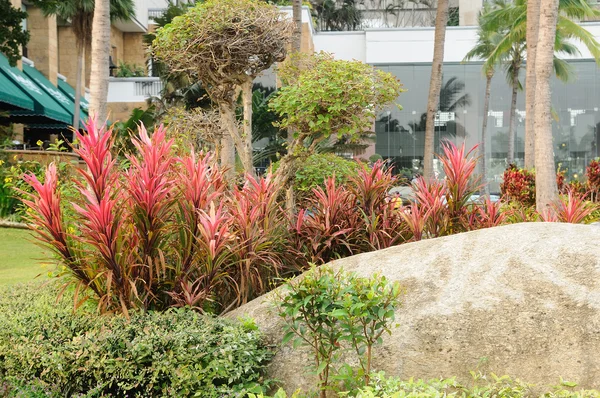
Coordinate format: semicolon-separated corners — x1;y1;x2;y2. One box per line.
423;0;449;179
288;0;303;150
534;0;560;213
507;65;520;165
89;0;110;123
220;134;236;180
525;0;541;169
73;45;84;131
481;72;493;194
292;0;302;53
241;80;256;178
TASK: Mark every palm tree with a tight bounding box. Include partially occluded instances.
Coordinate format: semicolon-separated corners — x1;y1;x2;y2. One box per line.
482;0;600;167
292;0;302;52
463;7;502;193
535;0;560;212
33;0;133;129
525;0;541;169
89;0;111;122
409;77;471;136
423;0;450;179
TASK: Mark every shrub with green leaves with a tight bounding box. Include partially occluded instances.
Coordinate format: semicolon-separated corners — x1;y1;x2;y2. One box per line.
275;153;360;202
0;282;273;397
276;266;402;397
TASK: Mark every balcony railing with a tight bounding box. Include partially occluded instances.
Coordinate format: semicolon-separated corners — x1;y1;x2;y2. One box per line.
107;77;163;103
149;8;166;20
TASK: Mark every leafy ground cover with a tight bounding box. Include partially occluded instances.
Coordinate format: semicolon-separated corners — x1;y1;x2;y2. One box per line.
0;228;50;286
0;282;272;397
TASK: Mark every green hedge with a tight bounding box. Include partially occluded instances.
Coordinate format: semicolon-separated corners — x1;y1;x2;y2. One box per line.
0;283;272;397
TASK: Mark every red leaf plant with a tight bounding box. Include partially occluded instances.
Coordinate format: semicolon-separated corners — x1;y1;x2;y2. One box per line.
22;119;287;314
500;164;536;206
228;173;287;306
587;158;600;201
541;189;597;224
410;176;448;238
465;196;506;230
438;141;482;233
351;160;406;250
290;177;359;266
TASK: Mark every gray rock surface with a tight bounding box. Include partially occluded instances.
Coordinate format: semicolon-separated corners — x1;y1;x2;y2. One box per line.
229;223;600;390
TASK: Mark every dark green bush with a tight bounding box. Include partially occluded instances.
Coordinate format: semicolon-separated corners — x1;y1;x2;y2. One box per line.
273;153;360;203
0;283;272;397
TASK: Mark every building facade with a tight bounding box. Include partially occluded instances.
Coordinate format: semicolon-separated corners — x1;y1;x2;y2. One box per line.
312;24;600;192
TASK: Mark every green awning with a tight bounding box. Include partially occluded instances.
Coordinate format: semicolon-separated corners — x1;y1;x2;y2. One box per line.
0;54;71;125
0;68;34;111
23;63;85;127
57;78;89;115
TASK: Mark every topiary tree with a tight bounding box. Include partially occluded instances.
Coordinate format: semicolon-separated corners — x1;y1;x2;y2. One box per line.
152;0;293;177
269;52;404;198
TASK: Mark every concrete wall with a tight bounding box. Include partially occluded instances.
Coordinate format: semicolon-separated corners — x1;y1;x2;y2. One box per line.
26;6;58;85
314;32;366;60
459;0;482;26
108;102;148;123
57;26;86;92
111;25;125;65
313;23;600;64
123;33;148;71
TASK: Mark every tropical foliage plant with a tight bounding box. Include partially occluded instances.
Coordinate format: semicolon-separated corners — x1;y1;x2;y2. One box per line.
21;119;289;314
21;124;599;316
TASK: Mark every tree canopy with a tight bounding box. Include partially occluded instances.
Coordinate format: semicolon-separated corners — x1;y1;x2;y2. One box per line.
153;0;293;104
270;52;404;146
0;0;30;67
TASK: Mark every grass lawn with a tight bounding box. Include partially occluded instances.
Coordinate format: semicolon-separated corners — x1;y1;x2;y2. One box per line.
0;228;52;286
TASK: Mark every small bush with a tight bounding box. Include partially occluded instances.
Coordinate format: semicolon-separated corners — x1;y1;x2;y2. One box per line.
587;158;600;200
0;283;272;397
500;164;536;206
287;153;360;203
276;266;401;397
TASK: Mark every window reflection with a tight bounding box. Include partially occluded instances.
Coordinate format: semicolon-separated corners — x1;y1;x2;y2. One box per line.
375;61;600;193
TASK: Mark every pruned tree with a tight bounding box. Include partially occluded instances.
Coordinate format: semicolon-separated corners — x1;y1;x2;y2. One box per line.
269;52;404;207
162;106;235;155
152;0;294;177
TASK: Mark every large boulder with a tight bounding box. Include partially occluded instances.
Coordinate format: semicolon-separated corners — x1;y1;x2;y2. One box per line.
229;223;600;390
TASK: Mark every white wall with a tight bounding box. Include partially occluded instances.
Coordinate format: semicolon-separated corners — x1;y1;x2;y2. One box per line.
314;23;600;64
313;32;366;61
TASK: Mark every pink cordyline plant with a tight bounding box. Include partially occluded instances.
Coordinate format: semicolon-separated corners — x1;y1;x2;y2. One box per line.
411;176;448;237
291;177;358;265
229;174;286;305
541;189;597;223
351;161;405;249
20;164;95;293
438;141;481;223
23;118;289;314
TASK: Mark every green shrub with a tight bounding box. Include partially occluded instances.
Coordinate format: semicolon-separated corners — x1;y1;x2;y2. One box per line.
0;283;273;397
276;153;360;202
114;61;145;78
276;266;401;397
